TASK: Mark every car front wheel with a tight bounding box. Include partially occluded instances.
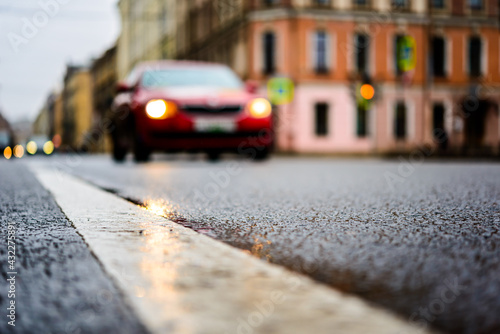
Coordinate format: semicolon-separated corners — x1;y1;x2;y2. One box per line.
252;147;270;161
112;143;127;162
111;129;130;163
206;150;221;162
133;134;151;163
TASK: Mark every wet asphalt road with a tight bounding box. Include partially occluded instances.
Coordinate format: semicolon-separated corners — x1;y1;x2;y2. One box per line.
0;161;148;334
26;155;500;334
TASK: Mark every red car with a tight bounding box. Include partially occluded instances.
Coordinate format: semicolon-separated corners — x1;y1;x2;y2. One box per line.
110;61;273;162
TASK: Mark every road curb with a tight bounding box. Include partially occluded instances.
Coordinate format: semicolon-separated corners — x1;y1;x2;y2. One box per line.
34;168;434;334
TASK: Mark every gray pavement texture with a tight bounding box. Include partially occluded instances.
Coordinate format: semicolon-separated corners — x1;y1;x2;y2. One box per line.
0;161;149;334
38;154;500;334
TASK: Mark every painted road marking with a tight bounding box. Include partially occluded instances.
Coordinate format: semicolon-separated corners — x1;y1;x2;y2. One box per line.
34;168;435;334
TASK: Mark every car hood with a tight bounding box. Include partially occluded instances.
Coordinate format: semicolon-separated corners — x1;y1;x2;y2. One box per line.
136;86;257;106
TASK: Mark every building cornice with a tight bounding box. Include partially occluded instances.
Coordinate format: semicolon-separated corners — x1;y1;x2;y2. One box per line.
247;8;499;28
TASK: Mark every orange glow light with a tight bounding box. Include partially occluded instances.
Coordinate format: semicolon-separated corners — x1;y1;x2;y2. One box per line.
4;147;12;160
13;145;24;158
52;134;62;148
248;98;272;119
360;84;375;100
146;100;177;120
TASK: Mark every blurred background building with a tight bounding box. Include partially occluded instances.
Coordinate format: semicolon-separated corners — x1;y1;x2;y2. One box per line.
62;65;93;151
117;0;178;80
33;93;56;139
0;111;12;134
0;111;14;149
90;45;117;153
10;119;32;147
31;0;500;156
178;0;500;155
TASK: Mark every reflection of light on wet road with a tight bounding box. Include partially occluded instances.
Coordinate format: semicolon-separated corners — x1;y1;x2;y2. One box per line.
144;199;169;216
136;223;193;332
140;226;181;295
251;236;272;262
143;198;181;221
134;285;146;298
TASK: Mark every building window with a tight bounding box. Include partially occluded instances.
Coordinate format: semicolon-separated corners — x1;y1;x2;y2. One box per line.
432;103;445;139
315;103;329;136
356;105;368;137
161;6;168;34
315;0;330;5
468;36;482;77
263;0;280;6
431;0;446;9
392;0;410;10
468;0;483;10
394;34;404;76
263;32;276;75
394;102;407;139
314;31;329;74
431;36;446;77
353;0;370;8
355;33;369;75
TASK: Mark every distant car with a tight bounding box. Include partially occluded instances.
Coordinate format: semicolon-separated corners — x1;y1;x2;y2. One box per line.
111;61;274;162
26;135;54;155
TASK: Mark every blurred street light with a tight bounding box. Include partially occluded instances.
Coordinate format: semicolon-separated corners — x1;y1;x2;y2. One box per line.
27;141;38;155
4;146;12;160
13;145;24;158
43;141;55;155
360;84;375;101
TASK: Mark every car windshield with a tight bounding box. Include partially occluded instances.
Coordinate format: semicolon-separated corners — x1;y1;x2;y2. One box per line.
141;67;243;89
30;136;49;143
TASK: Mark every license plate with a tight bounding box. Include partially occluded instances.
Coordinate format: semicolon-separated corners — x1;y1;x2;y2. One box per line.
194;118;236;133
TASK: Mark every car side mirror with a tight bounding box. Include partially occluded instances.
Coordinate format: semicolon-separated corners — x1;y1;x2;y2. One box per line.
245;80;259;94
116;82;133;93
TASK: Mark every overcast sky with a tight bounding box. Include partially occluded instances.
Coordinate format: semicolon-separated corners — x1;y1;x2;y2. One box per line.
0;0;120;123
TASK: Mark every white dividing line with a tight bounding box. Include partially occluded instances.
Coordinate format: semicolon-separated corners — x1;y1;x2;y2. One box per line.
34;168;434;334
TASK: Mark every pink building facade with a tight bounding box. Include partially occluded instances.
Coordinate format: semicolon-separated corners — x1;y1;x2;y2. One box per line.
181;0;500;155
245;1;500;155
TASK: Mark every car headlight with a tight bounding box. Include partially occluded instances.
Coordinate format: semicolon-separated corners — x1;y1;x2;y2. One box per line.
146;99;177;119
43;141;54;155
26;141;38;155
13;145;24;158
248;98;272;119
3;147;12;160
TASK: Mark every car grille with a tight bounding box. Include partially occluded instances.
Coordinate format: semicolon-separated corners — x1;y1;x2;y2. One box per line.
181;105;243;114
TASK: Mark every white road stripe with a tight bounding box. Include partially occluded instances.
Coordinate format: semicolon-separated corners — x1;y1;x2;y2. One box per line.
34;168;434;334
